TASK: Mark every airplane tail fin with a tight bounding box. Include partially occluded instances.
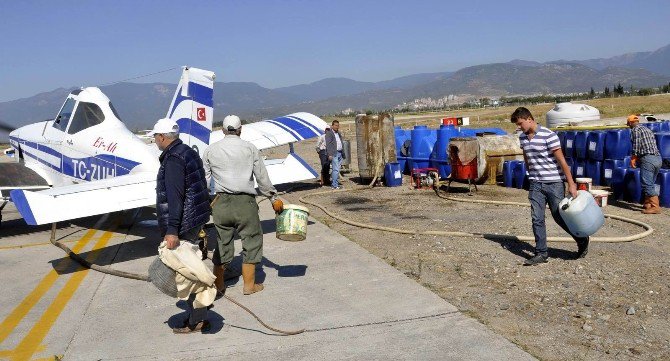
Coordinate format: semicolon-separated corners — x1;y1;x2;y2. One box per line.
166;66;215;158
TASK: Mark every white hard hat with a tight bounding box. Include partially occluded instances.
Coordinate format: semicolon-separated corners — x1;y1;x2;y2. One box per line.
222;115;242;131
148;118;179;136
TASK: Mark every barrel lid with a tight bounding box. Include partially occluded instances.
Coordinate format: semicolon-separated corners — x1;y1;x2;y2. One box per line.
284;204;310;213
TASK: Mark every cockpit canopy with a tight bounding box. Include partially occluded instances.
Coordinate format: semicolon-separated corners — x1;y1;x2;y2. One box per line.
52;87;123;134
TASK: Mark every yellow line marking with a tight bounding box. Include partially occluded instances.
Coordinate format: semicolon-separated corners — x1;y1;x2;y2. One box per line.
0;229;98;345
8;231;114;361
0;239;80;251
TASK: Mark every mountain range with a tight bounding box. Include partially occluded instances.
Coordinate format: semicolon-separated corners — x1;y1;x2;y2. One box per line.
1;43;669;137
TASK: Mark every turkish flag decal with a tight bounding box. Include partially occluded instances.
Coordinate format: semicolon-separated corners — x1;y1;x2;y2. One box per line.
197;107;206;121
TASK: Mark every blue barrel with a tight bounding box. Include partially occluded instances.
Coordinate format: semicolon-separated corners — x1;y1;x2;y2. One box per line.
657;169;670;207
574;131;591;159
660;121;670;132
384;162;403;187
624;168;642;203
502;160;514;187
557;131;566;155
563;131;576;159
430;125;459;178
394;126;410;173
655;132;670;158
604;129;631;160
602;159;625;186
573;159;587;178
512;161;528;189
410;126;436;170
587;131;606;160
586;160;602;186
566;157;574;172
641;122;661;133
611;167;627;200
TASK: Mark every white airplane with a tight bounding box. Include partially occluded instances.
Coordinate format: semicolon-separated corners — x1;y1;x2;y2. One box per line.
2;66;327;226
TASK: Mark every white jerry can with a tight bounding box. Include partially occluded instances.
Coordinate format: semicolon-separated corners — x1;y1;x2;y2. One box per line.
558;190;605;237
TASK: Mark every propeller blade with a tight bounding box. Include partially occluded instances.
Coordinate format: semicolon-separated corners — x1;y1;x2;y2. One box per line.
0;121;16;133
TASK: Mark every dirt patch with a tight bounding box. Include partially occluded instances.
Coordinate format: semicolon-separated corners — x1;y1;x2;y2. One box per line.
276;134;670;361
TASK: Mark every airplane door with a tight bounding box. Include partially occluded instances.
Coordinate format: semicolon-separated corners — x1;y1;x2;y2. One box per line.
41;97;76;185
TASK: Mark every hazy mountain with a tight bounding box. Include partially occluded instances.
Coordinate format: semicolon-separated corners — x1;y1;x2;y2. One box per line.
1;43;669;134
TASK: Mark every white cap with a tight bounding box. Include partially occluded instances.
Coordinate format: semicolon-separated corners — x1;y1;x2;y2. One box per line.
222;115;242;131
148;118;179;136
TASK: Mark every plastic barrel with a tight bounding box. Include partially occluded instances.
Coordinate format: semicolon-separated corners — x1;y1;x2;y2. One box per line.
641;122;661;133
458;127;506;137
624;168;642;203
563;131;576;159
602;159;625;186
587;131;606;160
383;162;403;187
604;129;631;160
573;159;587;178
657;169;670;207
586;160;602;186
512;161;528;189
660;121;670;132
394;126;410;173
502;161;514;187
574;131;591;159
430;125;458;178
611;167;627;200
655;132;670;158
557;131;566;152
410;126;435;170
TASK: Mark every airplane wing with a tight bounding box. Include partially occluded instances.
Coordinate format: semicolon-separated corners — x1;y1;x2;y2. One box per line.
210;112;328;151
10;172;156;225
0;162;51;200
263;153;318;186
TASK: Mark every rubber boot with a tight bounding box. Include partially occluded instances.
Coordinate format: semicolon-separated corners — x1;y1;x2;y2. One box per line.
213;265;226;296
242;263;264;295
642;196;661;214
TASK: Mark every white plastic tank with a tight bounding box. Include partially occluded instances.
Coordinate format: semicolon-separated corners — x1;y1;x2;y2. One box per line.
546;102;600;128
558;190;604;237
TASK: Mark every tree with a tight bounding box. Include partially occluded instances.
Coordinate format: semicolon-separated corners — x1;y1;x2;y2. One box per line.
589;87;595;98
604;86;610;97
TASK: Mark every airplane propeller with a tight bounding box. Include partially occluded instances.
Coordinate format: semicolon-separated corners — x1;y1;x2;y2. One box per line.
0;121;16;133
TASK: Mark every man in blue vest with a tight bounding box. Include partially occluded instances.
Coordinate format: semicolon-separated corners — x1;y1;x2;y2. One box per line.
151;118;212;334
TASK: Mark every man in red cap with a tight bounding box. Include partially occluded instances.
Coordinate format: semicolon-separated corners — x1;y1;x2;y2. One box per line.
627;114;662;214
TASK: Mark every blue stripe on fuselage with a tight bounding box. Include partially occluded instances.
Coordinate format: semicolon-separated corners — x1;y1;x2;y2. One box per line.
8;135;140;181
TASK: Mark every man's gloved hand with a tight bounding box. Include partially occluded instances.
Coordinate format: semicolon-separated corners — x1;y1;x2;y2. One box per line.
271;196;284;214
630;155;638;168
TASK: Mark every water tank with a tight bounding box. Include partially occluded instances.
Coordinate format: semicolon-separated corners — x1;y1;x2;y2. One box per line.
546;102;600;128
430;125;459;178
394;126;410;173
410;126;436;169
355;113;397;180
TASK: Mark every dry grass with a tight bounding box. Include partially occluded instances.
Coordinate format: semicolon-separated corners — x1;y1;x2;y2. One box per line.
327;93;670;134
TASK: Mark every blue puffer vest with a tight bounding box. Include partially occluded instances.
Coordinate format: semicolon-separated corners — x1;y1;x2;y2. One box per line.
156;139;211;237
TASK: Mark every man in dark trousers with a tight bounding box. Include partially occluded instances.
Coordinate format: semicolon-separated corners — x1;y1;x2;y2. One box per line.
151;118;212;334
627;114;662;214
325;120;345;189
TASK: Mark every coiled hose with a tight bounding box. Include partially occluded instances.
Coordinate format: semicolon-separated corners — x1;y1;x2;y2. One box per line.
298;185;653;243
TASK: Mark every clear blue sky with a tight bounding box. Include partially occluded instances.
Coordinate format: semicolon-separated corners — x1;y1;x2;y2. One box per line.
1;0;669;101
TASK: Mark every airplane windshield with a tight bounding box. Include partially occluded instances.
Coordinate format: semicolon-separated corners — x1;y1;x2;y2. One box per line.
53;98;76;131
67;102;106;134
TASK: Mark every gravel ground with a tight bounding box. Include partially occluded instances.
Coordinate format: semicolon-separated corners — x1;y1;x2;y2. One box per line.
266;132;670;361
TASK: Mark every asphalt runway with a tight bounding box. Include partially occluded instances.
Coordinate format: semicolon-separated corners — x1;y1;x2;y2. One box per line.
0;200;535;360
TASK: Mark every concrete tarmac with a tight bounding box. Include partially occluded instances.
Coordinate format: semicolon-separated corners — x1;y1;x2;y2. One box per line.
0;200;535;360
